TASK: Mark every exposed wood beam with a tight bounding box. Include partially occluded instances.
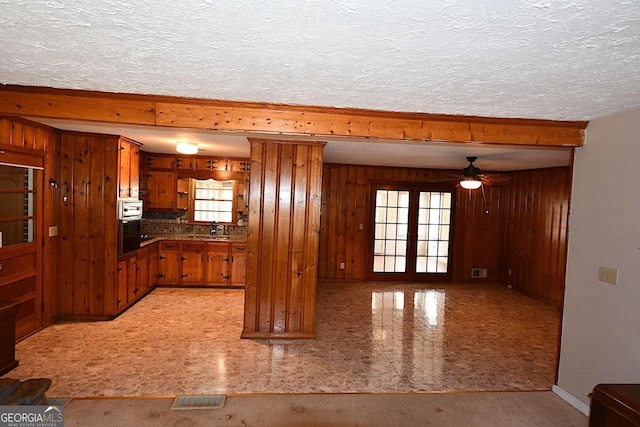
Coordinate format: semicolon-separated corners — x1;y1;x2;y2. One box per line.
0;85;586;147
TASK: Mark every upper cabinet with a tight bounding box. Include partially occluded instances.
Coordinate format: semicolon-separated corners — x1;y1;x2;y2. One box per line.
140;152;250;215
118;137;141;199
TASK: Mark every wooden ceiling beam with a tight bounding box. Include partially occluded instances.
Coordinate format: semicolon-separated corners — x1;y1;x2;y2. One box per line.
0;85;586;147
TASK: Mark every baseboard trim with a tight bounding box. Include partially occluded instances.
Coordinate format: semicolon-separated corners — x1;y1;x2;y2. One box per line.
553;385;590;416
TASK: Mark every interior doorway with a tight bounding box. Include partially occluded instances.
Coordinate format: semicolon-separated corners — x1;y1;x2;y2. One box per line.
368;184;454;282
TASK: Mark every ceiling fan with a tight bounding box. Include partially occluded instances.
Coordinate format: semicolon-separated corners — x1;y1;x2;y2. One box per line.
452;156;512;189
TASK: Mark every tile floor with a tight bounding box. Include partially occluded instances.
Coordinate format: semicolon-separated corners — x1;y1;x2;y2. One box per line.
5;282;561;398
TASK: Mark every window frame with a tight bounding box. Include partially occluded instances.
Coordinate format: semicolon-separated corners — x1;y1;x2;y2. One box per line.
188;177;239;225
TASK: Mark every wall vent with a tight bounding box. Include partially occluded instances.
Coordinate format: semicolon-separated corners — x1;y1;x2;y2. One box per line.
471;268;488;279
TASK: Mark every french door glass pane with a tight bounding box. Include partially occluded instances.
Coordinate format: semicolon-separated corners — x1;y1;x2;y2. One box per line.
416;191;452;273
372;189;410;273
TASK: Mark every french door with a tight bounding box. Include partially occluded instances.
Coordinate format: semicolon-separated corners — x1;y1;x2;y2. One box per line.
368;184;454;281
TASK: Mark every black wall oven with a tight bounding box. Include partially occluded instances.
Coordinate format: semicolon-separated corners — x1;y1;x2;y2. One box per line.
118;200;143;256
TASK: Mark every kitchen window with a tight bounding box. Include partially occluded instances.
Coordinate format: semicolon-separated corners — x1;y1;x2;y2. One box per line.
189;178;237;224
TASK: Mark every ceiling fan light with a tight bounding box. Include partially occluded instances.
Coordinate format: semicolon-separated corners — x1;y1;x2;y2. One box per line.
176;141;198;155
460;179;482;190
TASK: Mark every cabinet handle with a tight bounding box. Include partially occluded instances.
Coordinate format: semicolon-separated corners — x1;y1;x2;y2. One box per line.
181;274;188;278
222;275;230;280
159;255;166;260
181;257;187;261
223;258;229;262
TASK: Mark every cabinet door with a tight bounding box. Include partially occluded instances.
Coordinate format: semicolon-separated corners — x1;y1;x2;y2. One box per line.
136;247;149;295
230;244;247;287
193;157;212;171
116;259;129;311
148;243;159;288
126;256;138;304
118;141;132;199
129;144;140;199
181;242;206;284
206;243;230;286
176;157;193;170
159;242;181;284
147;171;176;209
145;155;175;170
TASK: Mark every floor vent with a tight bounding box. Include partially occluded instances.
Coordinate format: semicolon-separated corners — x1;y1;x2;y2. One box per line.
171;395;226;410
471;268;488;278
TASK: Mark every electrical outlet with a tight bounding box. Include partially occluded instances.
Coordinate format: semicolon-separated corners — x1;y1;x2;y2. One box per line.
359;223;364;230
340;262;345;270
598;266;618;285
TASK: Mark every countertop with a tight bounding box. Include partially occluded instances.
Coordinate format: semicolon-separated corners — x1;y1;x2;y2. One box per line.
140;234;247;247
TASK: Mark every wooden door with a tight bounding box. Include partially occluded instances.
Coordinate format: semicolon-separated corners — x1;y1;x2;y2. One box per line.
158;242;180;284
206;243;230;286
230;244;247;287
368;184;454;282
147;171;176;209
181;242;206;284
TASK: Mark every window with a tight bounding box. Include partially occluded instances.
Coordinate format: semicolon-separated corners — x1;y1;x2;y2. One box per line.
0;164;37;247
190;178;236;224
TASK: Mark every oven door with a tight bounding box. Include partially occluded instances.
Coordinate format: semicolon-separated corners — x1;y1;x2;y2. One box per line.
119;219;141;256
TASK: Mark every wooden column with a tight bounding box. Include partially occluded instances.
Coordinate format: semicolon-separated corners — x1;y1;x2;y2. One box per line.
242;139;325;339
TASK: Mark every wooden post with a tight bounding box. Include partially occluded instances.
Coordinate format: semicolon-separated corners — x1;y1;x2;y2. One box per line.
242;139;325;339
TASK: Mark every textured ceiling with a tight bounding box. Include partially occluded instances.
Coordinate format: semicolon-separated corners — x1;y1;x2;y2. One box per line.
2;0;640;122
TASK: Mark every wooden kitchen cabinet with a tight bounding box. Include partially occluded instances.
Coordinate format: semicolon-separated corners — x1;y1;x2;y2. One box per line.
144;154;175;170
146;170;177;209
156;240;246;287
158;242;181;284
136;247;150;295
147;242;160;288
206;243;231;286
118;138;140;199
230;243;247;287
180;242;206;284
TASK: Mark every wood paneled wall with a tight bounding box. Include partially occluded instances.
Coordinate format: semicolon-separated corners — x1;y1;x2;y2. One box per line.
503;167;571;307
318;164;507;282
243;140;324;339
58;132;119;317
318;163;571;308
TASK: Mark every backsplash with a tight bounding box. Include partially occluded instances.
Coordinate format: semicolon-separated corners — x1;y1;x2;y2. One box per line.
142;211;247;236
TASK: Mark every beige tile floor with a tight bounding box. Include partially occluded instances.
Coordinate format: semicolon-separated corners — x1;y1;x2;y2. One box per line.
5;282;560;398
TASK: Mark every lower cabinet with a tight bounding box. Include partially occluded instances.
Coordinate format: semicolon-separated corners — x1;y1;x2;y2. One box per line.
230;244;247;287
116;243;160;313
181;242;206;285
158;240;246;287
206;243;231;286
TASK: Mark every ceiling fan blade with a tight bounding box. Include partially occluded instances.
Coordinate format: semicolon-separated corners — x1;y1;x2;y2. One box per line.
479;174;511;186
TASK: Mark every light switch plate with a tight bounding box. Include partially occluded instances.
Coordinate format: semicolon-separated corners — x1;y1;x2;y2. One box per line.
48;226;58;237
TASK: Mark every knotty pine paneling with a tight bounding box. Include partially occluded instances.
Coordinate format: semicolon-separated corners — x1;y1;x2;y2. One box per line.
502;167;571;308
59;132;119;317
243;140;324;339
318;163;506;283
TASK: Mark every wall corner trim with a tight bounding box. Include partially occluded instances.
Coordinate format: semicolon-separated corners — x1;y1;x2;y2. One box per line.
552;384;590;416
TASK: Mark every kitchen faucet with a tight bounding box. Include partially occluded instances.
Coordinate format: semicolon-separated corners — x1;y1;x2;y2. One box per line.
210;221;218;235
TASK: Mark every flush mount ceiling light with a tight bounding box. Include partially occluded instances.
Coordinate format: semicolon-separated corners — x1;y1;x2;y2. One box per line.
176;141;198;155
